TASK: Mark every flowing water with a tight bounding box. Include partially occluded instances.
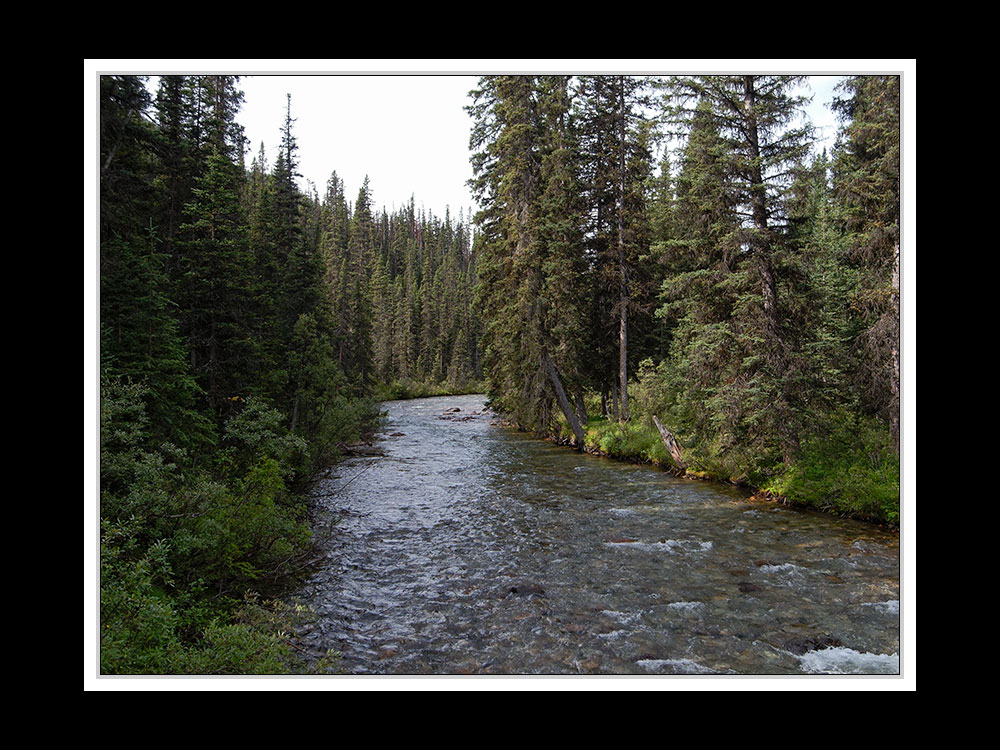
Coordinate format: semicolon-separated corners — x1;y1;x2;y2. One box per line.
292;394;901;677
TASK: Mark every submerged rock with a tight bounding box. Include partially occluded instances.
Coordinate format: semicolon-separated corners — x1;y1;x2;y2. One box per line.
507;582;546;598
782;635;844;656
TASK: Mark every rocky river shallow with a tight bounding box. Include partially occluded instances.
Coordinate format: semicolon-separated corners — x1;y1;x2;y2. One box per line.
290;394;903;678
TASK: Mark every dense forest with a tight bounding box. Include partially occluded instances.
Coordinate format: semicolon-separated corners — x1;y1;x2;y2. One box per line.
468;74;900;521
96;73;901;675
98;75;481;673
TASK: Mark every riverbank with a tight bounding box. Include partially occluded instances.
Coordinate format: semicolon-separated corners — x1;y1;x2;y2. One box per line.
372;390;899;528
538;411;900;528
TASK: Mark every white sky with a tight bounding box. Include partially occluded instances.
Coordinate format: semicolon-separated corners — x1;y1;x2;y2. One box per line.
237;74;480;221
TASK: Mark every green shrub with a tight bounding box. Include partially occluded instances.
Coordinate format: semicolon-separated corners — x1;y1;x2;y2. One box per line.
99;377;323;674
218;397;308;481
583;417;673;467
766;410;900;524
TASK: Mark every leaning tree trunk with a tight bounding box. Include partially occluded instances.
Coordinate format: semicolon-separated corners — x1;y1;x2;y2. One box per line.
542;352;586;450
652;415;686;471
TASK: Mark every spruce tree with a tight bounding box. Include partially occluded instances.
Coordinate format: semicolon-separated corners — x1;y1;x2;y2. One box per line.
468;75;586;445
832;75;901;448
100;74;212;450
656;97;742;452
344;178;376;389
663;75;814;468
176;144;257;421
536;75;590;410
574;75;656;422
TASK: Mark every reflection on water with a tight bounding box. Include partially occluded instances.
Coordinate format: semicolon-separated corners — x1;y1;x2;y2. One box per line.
292;394;900;676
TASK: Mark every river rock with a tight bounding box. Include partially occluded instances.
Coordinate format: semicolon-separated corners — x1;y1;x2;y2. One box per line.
782;635;844;655
507;582;546;597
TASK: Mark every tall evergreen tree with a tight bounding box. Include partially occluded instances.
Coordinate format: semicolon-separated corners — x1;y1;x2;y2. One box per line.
663;75;813;466
536;75;590;415
100;74;212;450
574;75;656;422
656;97;742;451
468;75;586;445
343;178;376;389
176;144;258;420
832;75;901;448
783;150;860;419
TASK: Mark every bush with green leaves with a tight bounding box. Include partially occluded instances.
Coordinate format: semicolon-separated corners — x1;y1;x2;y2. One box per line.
765;409;900;524
99;376;321;673
216;396;308;482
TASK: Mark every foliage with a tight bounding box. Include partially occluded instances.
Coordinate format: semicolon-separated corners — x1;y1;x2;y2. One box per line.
218;397;308;479
99;377;317;674
765;410;900;524
583;417;671;466
373;377;487;402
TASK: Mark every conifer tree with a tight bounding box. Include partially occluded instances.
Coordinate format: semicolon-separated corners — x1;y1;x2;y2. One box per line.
468;75;586;445
536;75;590;410
783;151;860;419
656;97;742;450
343;178;376;388
100;75;212;450
152;75;198;276
663;75;813;467
574;75;656;422
176;144;257;420
832;75;901;447
101;224;212;451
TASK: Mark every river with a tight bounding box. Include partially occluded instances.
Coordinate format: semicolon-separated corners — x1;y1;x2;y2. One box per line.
291;394;901;677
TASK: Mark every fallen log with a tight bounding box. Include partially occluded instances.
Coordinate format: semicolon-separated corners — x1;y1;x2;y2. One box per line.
652;415;687;470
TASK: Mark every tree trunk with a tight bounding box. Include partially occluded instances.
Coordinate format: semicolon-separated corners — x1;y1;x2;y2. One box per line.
542;352;586;450
290;392;300;433
619;301;629;422
743;75;794;462
574;385;588;426
617;76;630;424
652;415;687;470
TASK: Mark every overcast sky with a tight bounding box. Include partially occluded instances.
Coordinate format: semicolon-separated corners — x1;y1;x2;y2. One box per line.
238;74;480;220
